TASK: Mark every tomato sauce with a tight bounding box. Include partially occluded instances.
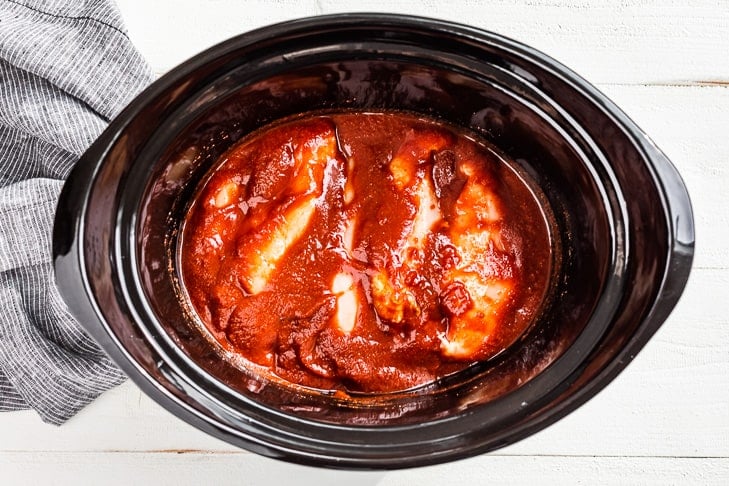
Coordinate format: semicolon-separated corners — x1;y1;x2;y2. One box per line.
179;112;553;393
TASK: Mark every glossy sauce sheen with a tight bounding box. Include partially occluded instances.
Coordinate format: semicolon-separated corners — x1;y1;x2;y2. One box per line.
180;112;552;393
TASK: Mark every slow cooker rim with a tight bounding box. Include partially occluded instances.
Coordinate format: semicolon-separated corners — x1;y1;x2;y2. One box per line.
53;13;694;469
118;13;627;435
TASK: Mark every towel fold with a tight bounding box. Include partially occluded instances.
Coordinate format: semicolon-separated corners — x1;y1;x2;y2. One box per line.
0;0;153;424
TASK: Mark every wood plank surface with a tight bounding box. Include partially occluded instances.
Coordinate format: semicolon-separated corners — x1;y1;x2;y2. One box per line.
1;452;727;486
115;0;729;85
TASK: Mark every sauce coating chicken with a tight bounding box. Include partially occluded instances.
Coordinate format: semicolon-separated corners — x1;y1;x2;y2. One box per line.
180;112;553;393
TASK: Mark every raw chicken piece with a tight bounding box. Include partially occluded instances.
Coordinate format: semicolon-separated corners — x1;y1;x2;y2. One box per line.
238;195;319;294
329;146;363;334
343;156;356;205
370;270;419;324
439;271;514;359
237;129;338;294
371;130;449;324
210;180;240;208
439;160;514;359
389;130;451;190
331;272;359;334
340;153;358;260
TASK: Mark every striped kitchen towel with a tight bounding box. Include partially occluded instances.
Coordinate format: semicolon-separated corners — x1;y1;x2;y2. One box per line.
0;0;153;424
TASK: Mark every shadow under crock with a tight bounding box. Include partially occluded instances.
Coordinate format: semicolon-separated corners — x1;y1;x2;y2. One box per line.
53;14;694;469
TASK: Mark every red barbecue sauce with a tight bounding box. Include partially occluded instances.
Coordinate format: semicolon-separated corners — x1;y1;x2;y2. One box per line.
180;112;553;393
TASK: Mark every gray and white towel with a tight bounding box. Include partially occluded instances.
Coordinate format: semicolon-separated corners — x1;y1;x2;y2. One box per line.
0;0;153;424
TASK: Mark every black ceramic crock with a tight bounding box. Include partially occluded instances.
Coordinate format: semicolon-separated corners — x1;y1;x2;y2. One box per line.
52;14;694;469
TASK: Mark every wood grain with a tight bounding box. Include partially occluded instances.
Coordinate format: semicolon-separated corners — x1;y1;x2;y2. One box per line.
115;0;729;85
1;452;727;485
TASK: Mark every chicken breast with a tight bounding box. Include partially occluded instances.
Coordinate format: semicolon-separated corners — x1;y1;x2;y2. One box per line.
236;127;338;294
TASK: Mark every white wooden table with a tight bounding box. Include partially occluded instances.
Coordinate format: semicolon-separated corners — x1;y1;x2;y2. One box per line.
2;1;728;484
